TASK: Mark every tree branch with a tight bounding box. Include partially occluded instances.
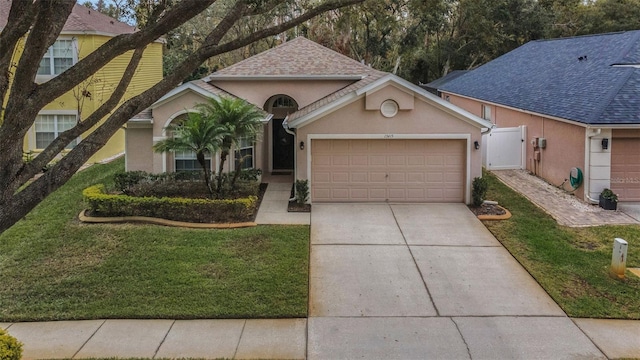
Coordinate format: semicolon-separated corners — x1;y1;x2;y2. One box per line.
32;0;217;109
0;0;366;234
16;47;147;185
0;1;39;105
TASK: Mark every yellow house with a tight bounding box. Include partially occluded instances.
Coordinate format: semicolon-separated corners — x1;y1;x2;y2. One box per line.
0;3;163;163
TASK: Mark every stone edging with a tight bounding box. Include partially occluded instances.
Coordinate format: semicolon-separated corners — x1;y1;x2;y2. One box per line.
477;206;512;221
78;210;257;229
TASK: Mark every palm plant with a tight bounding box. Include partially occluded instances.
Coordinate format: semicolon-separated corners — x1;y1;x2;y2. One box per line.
153;112;229;196
196;97;264;194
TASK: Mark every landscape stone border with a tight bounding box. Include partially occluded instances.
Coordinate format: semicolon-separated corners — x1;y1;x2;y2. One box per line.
477;205;512;221
78;210;257;229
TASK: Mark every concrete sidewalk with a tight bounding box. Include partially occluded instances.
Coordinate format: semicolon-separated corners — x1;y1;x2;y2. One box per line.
2;319;306;359
255;178;310;225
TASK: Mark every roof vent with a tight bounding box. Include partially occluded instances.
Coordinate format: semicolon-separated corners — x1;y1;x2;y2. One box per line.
578;55;588;61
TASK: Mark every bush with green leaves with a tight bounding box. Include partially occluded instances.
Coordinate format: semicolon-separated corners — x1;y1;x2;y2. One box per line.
472;176;488;207
84;184;257;223
113;171;258;199
295;179;309;205
0;329;22;360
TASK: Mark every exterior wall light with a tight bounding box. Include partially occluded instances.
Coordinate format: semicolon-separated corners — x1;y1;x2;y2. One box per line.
474;140;480;150
299;141;305;150
601;138;609;150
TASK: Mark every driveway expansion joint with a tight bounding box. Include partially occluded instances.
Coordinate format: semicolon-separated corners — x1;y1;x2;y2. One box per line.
389;204;440;317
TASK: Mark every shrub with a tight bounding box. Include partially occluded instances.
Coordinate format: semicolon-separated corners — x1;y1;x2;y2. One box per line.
83;184;258;223
472;176;488;207
237;168;262;182
295;179;309;205
113;171;152;194
0;329;22;360
600;188;618;203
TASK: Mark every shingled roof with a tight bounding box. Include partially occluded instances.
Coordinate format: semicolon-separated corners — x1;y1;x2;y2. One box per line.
210;36;377;77
439;30;640;125
0;2;136;36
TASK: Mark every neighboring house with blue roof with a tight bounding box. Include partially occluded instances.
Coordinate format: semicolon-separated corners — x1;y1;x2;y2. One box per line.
420;70;469;96
438;30;640;203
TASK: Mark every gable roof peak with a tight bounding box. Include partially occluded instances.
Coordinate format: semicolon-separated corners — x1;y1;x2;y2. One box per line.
208;36;376;78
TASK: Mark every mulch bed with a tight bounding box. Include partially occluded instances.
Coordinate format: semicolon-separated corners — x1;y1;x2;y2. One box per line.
288;201;311;212
469;203;506;216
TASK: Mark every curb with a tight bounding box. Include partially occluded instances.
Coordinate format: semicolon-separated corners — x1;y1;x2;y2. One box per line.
477;206;512;221
78;210;257;229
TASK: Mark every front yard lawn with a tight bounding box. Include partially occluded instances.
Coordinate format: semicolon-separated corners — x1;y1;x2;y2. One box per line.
0;158;309;322
483;171;640;319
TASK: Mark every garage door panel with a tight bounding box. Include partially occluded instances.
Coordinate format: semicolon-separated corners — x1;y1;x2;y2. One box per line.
408;156;425;166
331;188;349;200
312;139;465;202
369;155;386;165
350;189;368;199
369;172;387;183
407;172;425;182
611;138;640;201
313;171;331;183
388;188;407;200
332;172;349;182
351;155;368;165
426;156;444;166
332;155;349;166
313;188;331;200
388;172;406;183
369;188;387;201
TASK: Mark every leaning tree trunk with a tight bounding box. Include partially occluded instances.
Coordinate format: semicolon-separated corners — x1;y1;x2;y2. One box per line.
197;152;213;197
216;150;229;197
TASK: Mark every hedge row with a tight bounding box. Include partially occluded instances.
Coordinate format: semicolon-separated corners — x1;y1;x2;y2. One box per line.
83;184;257;223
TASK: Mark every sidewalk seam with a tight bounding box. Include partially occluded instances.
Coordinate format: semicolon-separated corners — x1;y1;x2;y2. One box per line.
569;318;609;359
232;319;247;359
450;317;472;360
71;319;106;359
152;319;175;359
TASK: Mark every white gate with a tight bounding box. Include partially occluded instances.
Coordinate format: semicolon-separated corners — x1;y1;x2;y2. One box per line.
483;126;526;170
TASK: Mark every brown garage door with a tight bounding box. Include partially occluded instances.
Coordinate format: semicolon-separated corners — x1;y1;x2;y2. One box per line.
311;139;466;202
611;138;640;201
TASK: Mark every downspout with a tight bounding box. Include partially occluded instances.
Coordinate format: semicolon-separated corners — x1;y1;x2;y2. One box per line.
283;117;297;202
584;128;602;204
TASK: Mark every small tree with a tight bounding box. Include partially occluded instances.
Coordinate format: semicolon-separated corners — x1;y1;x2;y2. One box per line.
153;112;228;196
472;176;488;207
196;97;264;195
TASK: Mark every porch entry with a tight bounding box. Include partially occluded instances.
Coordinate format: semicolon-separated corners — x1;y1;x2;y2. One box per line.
483;126;526;170
272;118;294;170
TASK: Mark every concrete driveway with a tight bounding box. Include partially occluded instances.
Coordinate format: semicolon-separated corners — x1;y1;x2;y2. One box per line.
308;203;605;359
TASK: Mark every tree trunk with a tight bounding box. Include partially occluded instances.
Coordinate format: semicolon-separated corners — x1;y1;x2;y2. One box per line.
216;150;228;197
197;151;213;197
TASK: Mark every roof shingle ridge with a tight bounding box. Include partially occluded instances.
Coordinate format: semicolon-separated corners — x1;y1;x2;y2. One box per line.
532;29;640;43
210;36;374;76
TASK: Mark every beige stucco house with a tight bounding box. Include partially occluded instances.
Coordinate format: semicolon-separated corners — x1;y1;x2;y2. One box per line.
126;37;492;204
435;30;640;203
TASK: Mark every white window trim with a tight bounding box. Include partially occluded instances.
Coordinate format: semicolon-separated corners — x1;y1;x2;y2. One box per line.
35;37;78;83
482;104;492;123
174;150;212;172
234;138;255;171
29;110;80;150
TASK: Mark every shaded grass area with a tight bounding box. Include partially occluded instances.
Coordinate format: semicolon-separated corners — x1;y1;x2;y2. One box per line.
483;170;640;319
0;158;309;321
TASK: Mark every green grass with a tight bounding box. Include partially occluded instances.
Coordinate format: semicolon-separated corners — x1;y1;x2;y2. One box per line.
483;170;640;319
0;158;309;322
